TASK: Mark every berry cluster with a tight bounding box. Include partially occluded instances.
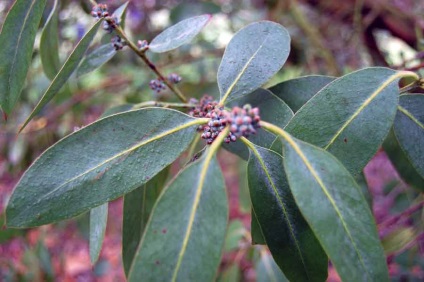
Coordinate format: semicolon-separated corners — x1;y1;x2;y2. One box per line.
227;105;260;138
149;79;166;93
91;4;109;19
189;95;218;118
111;35;125;50
200;104;261;145
201;107;236;144
168;73;182;84
103;16;119;33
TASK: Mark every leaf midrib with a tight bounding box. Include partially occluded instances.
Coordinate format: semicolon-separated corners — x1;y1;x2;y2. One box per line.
15;119;202;220
248;144;310;280
324;71;407;149
284;134;370;279
398;105;424;130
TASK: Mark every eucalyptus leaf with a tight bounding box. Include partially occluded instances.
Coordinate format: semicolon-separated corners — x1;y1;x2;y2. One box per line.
149;14;212;53
89;203;108;265
19;20;103;132
128;154;228;281
0;0;47;115
77;44;117;77
224;89;293;160
218;264;240;282
286;68;414;175
122;167;169;276
40;0;60;80
224;220;246;252
247;143;327;281
281;132;388;281
268;75;335;112
113;1;129;29
393;95;424;179
383;128;424;191
251;210;266;245
218;21;290;103
6;108;202;227
256;249;288;282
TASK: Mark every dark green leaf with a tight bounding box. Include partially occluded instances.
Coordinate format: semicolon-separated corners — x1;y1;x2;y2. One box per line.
255;248;288;282
393;94;424;179
89;203;108;264
268;75;335;112
122;167;169;276
251;209;266;245
224;88;293;160
383;128;424;191
218;21;290;103
0;0;47;115
77;44;117;77
281;132;388;281
247;143;327;281
285;68;415;175
40;0;60;80
128;154;228;281
6;108;202;227
149;14;212;53
20;20;103;131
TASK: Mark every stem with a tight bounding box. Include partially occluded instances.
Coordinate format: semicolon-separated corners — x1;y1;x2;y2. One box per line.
114;26;188;102
259;120;292;143
379;200;424;229
132;101;195;109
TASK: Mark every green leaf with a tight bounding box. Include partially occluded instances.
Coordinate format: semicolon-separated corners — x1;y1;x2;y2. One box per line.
149;14;212;53
393;94;424;179
224;88;293;160
218;263;241;282
268;75;335;112
0;0;47;115
255;248;288;282
6;108;202;228
19;20;103;132
122;167;169;276
285;68;415;175
281;132;388;281
128;154;228;282
247;143;327;281
218;21;290;104
77;44;117;77
113;1;129;29
89;203;108;265
383;128;424;191
40;0;60;80
251;209;266;245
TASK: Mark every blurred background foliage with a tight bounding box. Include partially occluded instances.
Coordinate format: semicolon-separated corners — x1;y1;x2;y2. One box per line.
1;0;424;281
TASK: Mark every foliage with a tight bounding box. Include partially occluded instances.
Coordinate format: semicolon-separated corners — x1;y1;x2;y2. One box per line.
1;0;424;281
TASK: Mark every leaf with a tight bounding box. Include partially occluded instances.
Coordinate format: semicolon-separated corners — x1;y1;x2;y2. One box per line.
218;264;241;282
281;132;388;281
0;0;47;115
149;14;212;53
268;75;335;112
77;44;117;77
113;1;129;29
122;167;169;276
285;68;416;175
382;227;417;255
223;88;293;160
19;20;103;132
383;127;424;191
247;143;327;281
89;203;108;264
251;209;266;245
6;108;203;228
218;21;290;104
393;94;424;179
128;154;228;282
40;0;60;80
255;248;288;282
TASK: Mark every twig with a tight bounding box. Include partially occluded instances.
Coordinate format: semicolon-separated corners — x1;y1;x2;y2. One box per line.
114;26;188;102
379;200;424;229
132;101;195;109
